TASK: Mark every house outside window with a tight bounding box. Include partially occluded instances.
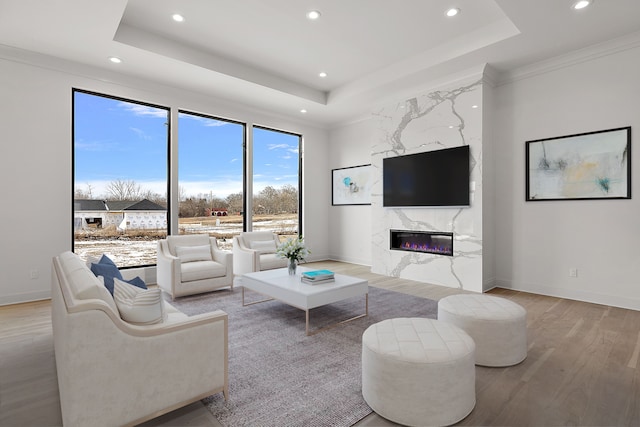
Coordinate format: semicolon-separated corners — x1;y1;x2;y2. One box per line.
73;89;169;267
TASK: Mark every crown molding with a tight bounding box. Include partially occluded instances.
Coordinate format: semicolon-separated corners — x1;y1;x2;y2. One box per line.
481;64;500;88
497;30;640;86
0;44;330;131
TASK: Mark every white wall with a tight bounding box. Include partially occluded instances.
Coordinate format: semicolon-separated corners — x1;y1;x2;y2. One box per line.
0;51;330;305
482;81;496;291
328;40;640;309
327;119;374;265
4;38;639;310
493;43;640;310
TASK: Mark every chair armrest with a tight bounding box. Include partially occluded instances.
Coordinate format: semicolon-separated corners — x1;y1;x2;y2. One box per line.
122;309;228;337
68;299;227;337
213;248;232;267
156;240;181;296
232;236;258;275
210;237;232;267
56;302;229;426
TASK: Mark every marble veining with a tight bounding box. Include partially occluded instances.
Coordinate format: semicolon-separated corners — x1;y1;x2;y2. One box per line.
371;77;484;292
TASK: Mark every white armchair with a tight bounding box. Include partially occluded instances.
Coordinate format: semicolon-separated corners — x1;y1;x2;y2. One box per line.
232;231;288;276
52;251;228;427
157;234;233;299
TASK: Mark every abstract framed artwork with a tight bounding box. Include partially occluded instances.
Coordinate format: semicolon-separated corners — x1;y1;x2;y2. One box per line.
332;164;372;205
526;126;631;201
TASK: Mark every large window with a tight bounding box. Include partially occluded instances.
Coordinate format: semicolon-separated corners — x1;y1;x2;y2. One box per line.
252;126;301;242
73;90;169;267
177;111;245;250
73;91;303;268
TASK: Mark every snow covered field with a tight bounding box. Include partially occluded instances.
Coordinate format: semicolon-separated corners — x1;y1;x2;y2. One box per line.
75;217;298;267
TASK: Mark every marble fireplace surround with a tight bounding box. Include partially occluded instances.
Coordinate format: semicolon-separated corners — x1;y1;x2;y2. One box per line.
371;73;485;293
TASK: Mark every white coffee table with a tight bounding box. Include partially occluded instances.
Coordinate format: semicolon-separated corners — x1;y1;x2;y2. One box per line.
241;267;368;336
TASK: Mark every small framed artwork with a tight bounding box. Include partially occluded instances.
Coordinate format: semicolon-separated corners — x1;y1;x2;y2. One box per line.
332;164;372;205
526;126;631;201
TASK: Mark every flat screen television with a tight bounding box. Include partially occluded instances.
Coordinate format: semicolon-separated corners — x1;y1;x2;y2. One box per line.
383;145;470;207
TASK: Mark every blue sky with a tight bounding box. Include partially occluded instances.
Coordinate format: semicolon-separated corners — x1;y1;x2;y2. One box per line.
74;92;300;199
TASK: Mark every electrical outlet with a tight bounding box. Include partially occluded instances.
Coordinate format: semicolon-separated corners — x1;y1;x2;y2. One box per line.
569;268;578;278
29;268;39;279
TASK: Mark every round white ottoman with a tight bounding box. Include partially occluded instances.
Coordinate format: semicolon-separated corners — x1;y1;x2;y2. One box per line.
361;318;476;427
438;294;527;367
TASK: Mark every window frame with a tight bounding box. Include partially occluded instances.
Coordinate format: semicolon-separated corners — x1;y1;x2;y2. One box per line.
176;109;247;243
72;90;304;268
251;125;303;236
71;88;171;269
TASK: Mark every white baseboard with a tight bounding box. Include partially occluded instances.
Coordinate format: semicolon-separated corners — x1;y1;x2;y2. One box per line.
326;255;371;267
0;290;51;307
495;278;640;311
483;276;496;292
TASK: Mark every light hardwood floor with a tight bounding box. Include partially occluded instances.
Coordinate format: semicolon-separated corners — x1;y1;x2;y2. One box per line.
2;260;640;426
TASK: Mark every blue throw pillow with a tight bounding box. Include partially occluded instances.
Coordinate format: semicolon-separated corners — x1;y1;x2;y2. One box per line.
90;262;123;295
89;254;147;295
98;254;118;267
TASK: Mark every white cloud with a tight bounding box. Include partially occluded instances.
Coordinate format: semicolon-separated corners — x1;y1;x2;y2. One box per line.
178;113;229;127
179;179;243;198
130;127;151;140
118;102;168;118
75;139;115;151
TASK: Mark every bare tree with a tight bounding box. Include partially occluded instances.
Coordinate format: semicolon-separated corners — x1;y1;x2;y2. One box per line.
226;192;243;215
178;185;187;202
279;184;298;213
74;188;90;199
141;190;167;207
106;179;143;201
74;183;94;199
85;183;94;199
255;186;279;214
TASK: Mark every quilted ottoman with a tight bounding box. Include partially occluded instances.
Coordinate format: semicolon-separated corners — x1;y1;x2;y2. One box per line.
438;294;527;367
361;317;476;426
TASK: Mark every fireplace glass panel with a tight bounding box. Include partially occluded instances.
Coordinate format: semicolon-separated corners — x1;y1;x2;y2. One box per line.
390;230;453;256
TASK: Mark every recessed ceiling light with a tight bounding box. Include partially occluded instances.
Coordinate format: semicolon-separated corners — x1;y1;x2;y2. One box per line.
572;0;592;10
109;56;122;64
471;105;479;109
306;10;321;20
445;8;460;17
448;125;455;129
172;14;185;22
318;72;327;78
300;109;307;114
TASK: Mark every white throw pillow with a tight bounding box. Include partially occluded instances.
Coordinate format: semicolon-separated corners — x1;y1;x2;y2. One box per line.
175;245;212;263
85;255;100;269
113;278;165;325
249;240;277;254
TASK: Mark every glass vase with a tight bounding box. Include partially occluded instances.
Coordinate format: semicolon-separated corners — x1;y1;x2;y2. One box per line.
288;258;297;276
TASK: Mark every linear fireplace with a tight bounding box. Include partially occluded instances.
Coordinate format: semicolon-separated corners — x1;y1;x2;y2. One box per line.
390;229;454;256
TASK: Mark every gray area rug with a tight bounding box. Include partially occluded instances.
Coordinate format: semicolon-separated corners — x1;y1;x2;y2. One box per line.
166;285;438;427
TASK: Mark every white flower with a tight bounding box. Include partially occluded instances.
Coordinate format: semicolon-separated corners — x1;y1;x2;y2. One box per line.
276;236;309;262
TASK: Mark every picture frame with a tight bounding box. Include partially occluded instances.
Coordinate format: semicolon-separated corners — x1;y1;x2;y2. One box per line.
332;164;372;205
526;127;631;201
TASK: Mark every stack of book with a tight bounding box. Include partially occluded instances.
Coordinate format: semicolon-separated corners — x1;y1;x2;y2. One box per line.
301;269;335;285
